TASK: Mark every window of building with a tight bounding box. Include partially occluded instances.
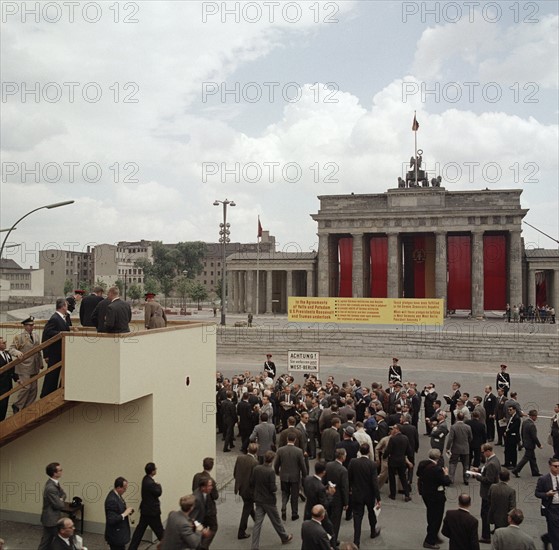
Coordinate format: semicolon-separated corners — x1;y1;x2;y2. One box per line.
210;271;213;276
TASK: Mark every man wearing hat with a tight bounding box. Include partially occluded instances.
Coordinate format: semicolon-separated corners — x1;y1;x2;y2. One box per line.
8;316;43;413
388;357;403;384
496;365;511;397
144;293;167;329
264;354;276;379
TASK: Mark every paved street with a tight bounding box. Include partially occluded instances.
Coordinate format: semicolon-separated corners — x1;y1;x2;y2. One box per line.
1;351;557;549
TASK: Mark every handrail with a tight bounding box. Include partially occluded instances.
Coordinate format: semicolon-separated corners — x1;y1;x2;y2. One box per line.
0;333;66;406
0;332;64;377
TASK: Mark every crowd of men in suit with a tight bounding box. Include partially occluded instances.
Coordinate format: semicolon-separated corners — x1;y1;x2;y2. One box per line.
36;458;220;550
216;356;559;549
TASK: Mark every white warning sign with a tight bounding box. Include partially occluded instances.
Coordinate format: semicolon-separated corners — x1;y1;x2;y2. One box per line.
287;351;320;373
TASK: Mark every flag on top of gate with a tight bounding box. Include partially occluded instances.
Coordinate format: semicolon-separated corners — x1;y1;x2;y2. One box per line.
258;216;263;238
412;114;419;132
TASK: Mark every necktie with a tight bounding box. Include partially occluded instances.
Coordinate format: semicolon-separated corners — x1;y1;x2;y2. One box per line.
30;333;34;343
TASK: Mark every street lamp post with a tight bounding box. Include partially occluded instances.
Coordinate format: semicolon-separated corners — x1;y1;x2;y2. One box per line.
0;201;75;261
213;199;235;326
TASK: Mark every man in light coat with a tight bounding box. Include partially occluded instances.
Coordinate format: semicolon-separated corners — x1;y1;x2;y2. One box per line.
9;316;43;413
446;412;473;485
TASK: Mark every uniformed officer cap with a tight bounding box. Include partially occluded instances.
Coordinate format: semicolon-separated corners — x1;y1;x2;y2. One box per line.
500;364;507;368
392;357;398;362
266;353;272;357
21;316;35;325
145;293;156;299
74;289;85;295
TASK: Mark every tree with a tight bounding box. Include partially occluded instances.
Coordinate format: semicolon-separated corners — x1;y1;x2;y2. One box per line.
176;276;192;309
114;279;124;295
63;279;73;295
77;280;90;293
128;283;142;304
160;276;175;307
214;278;228;304
189;282;208;310
175;241;207;276
144;277;159;295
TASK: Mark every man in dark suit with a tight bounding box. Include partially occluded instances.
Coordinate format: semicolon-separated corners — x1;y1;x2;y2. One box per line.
79;286;104;327
303;461;335;539
234;442;258;539
50;518;80;550
421;383;438;434
471;443;500;543
441;493;480;550
348;444;381;547
301;505;331;550
488;469;516;530
250;451;293;549
91;295;111;332
383;423;412;501
504;406;521;468
192;478;217;550
274;432;307;521
512;409;542;477
237;393;256;453
0;338;17;421
104;286;131;333
104;477;134;550
222;391;237;452
279;385;298;429
483;386;497;442
128;463;164;550
325;448;349;546
40;298;71;398
535;457;559;550
321;418;341;462
417;449;452;549
38;462;67;550
466;411;487;468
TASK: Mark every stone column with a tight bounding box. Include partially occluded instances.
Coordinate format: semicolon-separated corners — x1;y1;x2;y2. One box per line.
387;233;399;298
527;268;536;307
553;270;559;313
246;270;254;313
352;233;364;298
509;230;522;308
239;271;246;313
471;232;484;318
266;270;273;314
317;234;329;296
286;270;293;300
435;232;447;314
227;270;235;313
306;269;314;297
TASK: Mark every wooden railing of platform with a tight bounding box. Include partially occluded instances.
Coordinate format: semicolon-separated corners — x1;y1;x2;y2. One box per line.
0;332;77;447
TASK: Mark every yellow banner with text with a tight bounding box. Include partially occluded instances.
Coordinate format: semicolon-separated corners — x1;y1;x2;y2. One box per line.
288;297;443;325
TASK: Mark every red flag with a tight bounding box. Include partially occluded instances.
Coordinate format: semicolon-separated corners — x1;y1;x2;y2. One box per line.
257;216;263;238
412;115;419;131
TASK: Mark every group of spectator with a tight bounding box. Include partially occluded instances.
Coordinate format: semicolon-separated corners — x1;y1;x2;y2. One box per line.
506;303;556;323
216;357;559;549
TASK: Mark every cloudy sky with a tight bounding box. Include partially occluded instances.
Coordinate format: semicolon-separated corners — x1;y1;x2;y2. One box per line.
1;0;558;267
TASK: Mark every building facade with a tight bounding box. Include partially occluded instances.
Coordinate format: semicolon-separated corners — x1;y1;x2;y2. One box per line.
39;248;93;296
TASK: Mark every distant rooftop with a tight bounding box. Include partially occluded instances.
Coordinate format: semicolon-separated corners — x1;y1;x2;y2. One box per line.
525;248;559;258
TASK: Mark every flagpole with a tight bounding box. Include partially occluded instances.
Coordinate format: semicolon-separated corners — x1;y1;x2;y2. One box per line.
414;110;418;185
256;217;260;317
